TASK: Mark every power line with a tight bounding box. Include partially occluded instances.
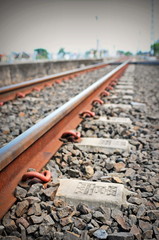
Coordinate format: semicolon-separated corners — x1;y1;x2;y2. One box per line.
150;0;155;46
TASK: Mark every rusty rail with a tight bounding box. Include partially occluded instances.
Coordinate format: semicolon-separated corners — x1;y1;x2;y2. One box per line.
0;62;109;103
0;60;129;219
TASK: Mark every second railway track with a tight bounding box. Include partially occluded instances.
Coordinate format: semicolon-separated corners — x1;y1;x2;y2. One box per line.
0;61;159;240
0;62;110;104
0;64;116;148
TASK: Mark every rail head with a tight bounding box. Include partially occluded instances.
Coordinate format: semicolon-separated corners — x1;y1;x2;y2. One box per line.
0;60;129;171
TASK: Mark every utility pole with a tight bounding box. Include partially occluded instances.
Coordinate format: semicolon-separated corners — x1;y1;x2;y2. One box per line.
150;0;155;54
95;16;99;58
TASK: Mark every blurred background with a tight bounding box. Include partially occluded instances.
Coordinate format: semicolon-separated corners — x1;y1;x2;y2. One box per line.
0;0;159;63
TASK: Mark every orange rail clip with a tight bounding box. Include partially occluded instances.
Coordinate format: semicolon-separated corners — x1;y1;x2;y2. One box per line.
100;91;110;97
92;98;104;105
16;92;26;98
22;170;51;182
79;110;95;118
60;130;81;142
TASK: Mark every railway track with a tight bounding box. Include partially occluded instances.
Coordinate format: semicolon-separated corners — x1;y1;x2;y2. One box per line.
0;64;116;148
0;61;159;240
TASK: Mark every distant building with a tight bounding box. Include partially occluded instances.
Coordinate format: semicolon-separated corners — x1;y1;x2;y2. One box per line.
0;54;8;62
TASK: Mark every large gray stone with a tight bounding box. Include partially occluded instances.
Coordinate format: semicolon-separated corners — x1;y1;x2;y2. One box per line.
55;179;135;209
93;229;108;239
75;138;130;154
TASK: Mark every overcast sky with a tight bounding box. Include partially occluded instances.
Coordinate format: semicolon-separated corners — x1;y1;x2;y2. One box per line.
0;0;159;55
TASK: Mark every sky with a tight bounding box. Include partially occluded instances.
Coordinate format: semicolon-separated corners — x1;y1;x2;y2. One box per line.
0;0;159;55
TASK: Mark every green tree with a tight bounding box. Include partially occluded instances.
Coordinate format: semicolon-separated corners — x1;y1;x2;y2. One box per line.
34;48;48;59
117;50;125;55
136;50;143;55
124;51;133;56
84;50;91;58
58;48;66;58
151;41;159;56
92;49;97;58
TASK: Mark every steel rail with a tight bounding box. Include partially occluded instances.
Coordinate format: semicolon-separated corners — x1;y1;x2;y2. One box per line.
0;60;129;219
0;62;109;103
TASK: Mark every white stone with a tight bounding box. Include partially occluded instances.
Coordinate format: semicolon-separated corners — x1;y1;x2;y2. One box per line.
115;89;134;95
55;179;135;209
75;137;130;153
92;117;132;126
103;104;132;110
